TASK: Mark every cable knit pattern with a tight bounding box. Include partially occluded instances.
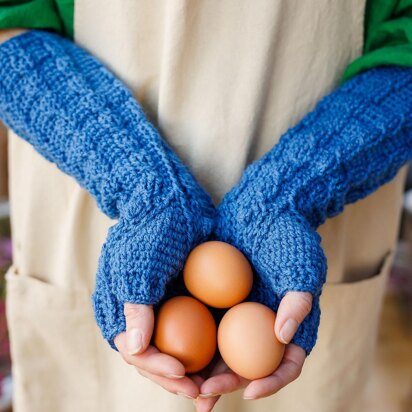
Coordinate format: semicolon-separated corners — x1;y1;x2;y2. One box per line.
0;30;215;347
216;66;412;354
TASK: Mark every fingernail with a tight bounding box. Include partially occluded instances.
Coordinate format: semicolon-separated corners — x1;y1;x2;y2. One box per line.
176;392;195;400
127;328;142;355
164;373;185;379
279;319;298;344
199;392;218;398
243;391;258;400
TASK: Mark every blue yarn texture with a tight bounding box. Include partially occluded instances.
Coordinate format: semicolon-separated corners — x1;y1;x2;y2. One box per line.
1;30;412;356
0;30;215;347
216;65;412;354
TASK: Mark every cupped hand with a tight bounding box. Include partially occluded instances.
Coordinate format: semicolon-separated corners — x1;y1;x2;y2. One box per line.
114;303;201;400
194;291;311;412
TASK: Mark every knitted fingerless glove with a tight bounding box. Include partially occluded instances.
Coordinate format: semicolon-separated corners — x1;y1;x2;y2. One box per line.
216;66;412;354
0;30;215;347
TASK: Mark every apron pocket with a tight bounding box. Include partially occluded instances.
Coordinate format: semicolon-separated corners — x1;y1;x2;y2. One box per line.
5;266;99;412
302;250;394;412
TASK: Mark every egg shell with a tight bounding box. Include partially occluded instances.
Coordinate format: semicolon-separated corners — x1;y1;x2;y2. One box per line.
183;241;253;308
153;296;217;373
217;302;285;380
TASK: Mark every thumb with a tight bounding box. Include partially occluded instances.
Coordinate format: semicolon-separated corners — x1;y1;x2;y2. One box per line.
274;292;313;345
124;303;154;355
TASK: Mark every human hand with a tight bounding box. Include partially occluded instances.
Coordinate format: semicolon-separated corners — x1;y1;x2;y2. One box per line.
92;179;215;347
215;206;326;354
212;67;412;365
193;291;310;411
114;303;201;400
0;27;216;357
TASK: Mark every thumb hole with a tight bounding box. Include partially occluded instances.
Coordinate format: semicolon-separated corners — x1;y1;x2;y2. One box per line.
275;292;313;344
124;303;154;355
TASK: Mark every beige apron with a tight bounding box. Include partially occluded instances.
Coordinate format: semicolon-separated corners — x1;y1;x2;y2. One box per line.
5;1;408;411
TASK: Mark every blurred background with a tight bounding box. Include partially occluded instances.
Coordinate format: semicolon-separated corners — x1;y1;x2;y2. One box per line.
0;123;410;412
0;123;12;412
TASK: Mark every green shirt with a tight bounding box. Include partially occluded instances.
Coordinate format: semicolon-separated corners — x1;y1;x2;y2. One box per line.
344;0;412;80
0;0;73;38
0;0;411;81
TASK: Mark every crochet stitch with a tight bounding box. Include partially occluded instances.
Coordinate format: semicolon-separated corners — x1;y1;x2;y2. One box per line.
216;66;412;354
0;30;215;347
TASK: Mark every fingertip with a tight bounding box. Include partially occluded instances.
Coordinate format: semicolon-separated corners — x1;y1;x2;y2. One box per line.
194;395;220;412
243;383;260;400
164;373;186;380
127;328;144;355
124;303;154;354
275;292;313;343
165;362;186;379
278;319;299;344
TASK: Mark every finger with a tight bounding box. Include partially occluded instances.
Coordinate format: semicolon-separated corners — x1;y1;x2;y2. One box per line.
200;372;247;398
190;373;222;412
115;332;185;378
124;303;154;354
275;292;312;344
138;368;199;400
194;395;221;412
243;344;305;400
195;359;234;411
199;359;248;397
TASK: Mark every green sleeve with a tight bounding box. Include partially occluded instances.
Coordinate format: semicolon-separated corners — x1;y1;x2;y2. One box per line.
343;0;412;81
0;0;74;38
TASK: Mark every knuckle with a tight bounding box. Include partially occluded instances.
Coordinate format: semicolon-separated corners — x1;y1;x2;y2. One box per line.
288;362;303;382
296;294;312;317
124;304;142;318
293;364;303;380
124;305;150;324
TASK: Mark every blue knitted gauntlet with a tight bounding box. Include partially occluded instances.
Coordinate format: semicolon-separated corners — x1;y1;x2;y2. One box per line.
0;31;215;347
217;66;412;354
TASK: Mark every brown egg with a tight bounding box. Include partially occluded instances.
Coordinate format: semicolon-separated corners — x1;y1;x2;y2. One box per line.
217;302;285;380
153;296;217;373
183;241;253;308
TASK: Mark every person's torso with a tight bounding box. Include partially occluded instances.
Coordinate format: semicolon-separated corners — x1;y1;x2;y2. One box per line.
9;0;405;294
7;3;409;411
